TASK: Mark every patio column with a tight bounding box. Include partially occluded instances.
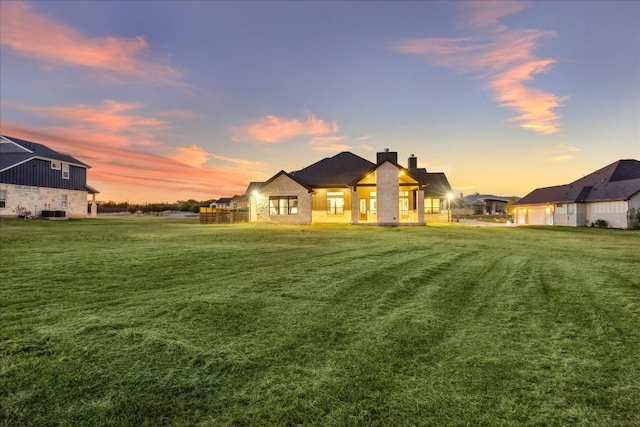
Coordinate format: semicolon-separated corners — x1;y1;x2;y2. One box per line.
351;187;359;224
90;193;97;217
417;189;425;225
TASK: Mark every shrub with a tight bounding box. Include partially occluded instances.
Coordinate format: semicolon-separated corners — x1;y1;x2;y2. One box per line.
591;219;608;228
628;208;640;229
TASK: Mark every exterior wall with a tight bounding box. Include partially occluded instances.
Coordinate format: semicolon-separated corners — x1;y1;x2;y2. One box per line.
254;174;312;224
0;158;87;191
376;162;399;224
630;192;640;210
310;188;353;224
517;198;637;228
585;200;630;228
0;183;88;217
553;203;578;226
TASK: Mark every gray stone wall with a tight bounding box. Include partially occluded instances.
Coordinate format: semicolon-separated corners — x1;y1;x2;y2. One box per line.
0;184;87;217
376;162;399;224
255;174;312;224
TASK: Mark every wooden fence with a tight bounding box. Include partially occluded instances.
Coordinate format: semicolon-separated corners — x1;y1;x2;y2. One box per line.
199;207;248;224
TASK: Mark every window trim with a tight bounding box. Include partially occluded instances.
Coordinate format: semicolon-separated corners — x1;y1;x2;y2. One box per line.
0;190;6;208
326;191;345;215
269;196;298;215
62;164;70;179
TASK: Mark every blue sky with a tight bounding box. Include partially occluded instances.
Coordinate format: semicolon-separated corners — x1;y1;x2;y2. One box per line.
1;0;638;202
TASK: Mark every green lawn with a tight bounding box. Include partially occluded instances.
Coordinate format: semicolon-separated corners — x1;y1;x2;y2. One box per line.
1;218;639;426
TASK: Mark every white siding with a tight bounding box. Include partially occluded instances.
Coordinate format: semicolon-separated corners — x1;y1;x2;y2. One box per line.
585;200;629;228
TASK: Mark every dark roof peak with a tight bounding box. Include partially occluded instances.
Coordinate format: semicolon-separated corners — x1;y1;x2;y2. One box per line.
516;159;640;205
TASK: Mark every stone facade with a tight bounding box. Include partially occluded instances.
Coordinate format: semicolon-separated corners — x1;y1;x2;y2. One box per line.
0;183;88;218
376;162;400;225
254;174;312;224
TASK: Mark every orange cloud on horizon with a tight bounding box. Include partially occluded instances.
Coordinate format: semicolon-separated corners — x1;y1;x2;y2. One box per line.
1;116;269;203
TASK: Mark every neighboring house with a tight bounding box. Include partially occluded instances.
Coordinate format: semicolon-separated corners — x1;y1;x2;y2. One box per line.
0;134;99;218
210;197;235;209
460;193;520;215
514;159;640;228
247;149;452;225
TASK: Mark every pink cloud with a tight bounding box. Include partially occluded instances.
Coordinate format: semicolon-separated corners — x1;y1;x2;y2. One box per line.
558;144;580;152
233;113;337;143
457;0;530;30
14;101;169;144
171;145;211;167
212;154;267;167
1;101;270;202
0;2;181;83
308;136;351;152
392;1;565;135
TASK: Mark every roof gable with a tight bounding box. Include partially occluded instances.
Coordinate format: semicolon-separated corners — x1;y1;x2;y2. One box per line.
0;134;90;171
263;170;313;192
289;152;375;186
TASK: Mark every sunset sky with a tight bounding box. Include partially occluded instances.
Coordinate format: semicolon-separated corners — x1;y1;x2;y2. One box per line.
1;1;638;203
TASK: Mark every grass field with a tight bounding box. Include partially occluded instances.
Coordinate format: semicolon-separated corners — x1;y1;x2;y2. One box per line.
1;218;639;426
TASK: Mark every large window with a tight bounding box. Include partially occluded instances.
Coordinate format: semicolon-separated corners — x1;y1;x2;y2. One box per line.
327;191;344;215
567;203;575;215
0;190;6;208
269;196;298;215
62;164;70;179
425;198;440;214
399;191;409;218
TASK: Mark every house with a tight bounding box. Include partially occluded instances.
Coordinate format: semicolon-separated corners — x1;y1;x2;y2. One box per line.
0;134;99;218
210;197;236;209
514;159;640;228
247;149;452;225
460;193;519;215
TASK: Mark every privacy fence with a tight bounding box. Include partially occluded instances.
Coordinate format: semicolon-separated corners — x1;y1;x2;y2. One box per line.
199;207;248;224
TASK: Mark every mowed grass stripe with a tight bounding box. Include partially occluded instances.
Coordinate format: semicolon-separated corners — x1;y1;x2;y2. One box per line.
1;218;639;426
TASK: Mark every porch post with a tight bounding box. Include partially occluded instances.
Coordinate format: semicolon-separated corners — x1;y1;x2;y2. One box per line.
90;193;97;217
417;189;425;225
351;186;359;224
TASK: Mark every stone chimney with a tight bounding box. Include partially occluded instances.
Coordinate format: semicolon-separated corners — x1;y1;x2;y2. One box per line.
377;148;398;165
408;154;417;171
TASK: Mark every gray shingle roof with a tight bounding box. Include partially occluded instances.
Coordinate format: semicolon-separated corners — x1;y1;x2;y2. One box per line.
286;151;452;197
409;169;452;197
1;134;89;171
516;160;640;205
289;152;375;187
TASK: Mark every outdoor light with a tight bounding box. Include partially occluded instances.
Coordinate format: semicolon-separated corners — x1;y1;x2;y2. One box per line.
447;193;453;223
252;191;259;197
